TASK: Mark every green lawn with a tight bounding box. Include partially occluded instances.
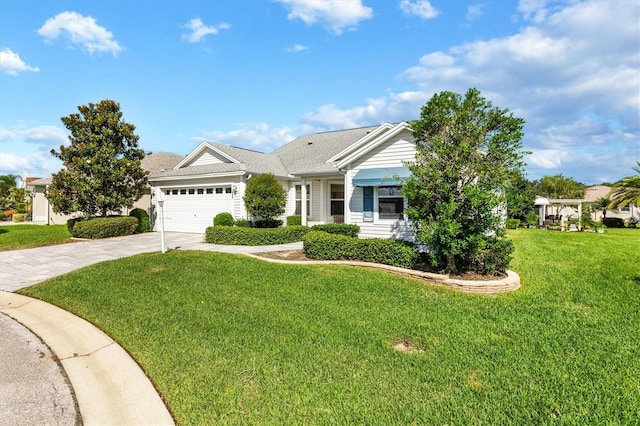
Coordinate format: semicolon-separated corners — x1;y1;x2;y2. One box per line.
0;224;73;251
21;229;640;424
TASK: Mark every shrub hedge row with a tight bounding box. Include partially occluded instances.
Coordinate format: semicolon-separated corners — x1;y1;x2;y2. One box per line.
205;225;309;245
69;217;138;239
505;218;520;229
129;208;150;233
310;223;360;237
602;217;625;228
303;231;419;269
286;215;302;226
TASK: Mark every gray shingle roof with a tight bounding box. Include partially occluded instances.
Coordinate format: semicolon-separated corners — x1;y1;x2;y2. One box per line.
149;126;380;180
141;152;184;175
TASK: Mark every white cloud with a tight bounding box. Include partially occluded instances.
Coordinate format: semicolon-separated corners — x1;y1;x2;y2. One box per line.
287;44;309;53
276;0;373;34
399;0;439;20
22;126;69;148
195;122;297;153
296;0;639;184
466;3;487;22
181;18;231;43
37;11;122;55
0;151;61;178
0;48;40;75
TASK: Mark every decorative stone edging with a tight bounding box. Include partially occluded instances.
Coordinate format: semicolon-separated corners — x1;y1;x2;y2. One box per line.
243;254;521;294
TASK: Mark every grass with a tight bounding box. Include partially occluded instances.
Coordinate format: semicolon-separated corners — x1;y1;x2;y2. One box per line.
20;228;640;424
0;224;73;251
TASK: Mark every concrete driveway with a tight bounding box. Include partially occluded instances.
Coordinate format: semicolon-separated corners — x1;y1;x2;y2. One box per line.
0;231;302;292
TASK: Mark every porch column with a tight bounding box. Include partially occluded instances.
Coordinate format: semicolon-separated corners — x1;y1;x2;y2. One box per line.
578;202;582;231
301;178;307;226
343;172;351;224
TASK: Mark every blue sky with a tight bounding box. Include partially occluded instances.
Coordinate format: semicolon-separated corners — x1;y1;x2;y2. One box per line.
1;0;638;185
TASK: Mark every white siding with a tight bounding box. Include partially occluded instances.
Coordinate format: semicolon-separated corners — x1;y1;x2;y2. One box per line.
353;132;416;170
187;148;232;167
345;130;416;240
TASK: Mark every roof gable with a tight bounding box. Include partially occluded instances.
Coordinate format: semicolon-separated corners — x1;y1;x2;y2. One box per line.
175;142;240;169
333;122;413;169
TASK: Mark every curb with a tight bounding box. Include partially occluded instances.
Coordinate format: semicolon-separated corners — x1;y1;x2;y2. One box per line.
243;254;521;294
0;291;175;426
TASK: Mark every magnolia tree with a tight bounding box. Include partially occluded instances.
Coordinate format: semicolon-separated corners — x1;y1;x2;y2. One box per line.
48;100;148;218
403;88;527;275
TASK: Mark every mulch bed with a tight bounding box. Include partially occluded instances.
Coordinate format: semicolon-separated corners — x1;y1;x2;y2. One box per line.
252;250;506;281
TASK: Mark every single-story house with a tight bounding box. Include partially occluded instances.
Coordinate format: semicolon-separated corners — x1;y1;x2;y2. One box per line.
148;122;417;238
30;152;184;225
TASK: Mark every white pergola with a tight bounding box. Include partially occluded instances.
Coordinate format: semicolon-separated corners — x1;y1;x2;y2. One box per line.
534;197;587;230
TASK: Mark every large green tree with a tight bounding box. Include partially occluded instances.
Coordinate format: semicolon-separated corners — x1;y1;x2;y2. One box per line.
533;174;585;199
608;161;640;210
243;173;286;227
506;171;537;221
403;88;526;275
0;174;19;198
48;100;148;217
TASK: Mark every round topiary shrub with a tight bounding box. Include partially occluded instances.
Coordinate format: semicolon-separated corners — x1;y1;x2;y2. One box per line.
214;212;234;227
129;208;150;233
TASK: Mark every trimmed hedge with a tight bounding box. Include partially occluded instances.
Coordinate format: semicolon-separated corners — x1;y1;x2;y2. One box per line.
303;231;418;269
310;223;360;237
505;218;520;229
205;225;309;245
234;219;251;227
287;215;302;226
11;213;27;222
71;217;138;239
129;208;150;233
214;212;235;227
602;217;625;228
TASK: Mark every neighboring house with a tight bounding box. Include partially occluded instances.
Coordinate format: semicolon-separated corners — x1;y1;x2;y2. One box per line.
149;122;417;238
30;152;184;225
533;184;638;227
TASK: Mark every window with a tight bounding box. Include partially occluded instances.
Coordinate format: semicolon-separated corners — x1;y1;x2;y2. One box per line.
180;189;186;195
378;186;404;220
206;188;213;194
216;187;223;194
172;189;178;195
188;189;195;195
225;187;232;194
295;184;310;215
330;184;344;216
197;188;204;195
164;190;171;196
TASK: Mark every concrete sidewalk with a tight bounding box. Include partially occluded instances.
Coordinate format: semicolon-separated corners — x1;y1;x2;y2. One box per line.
0;231;302;425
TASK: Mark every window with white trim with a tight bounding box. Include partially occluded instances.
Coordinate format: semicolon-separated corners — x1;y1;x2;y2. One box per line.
330;184;344;216
378;186;404;220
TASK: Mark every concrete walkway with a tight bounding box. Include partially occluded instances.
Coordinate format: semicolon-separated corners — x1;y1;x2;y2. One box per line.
0;231;302;425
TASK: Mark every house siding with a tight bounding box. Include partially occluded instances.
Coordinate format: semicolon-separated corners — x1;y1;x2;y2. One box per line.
188;148;231;167
345;130;416;240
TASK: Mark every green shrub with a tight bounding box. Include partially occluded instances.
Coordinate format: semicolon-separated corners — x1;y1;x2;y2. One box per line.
525;211;539;227
310;223;360;237
11;213;26;222
205;225;309;245
71;216;138;239
287;215;302;226
254;219;283;228
467;237;514;275
303;231;418;269
602;217;625;228
66;217;84;234
129;208;150;233
234;218;251;227
505;218;520;229
214;212;235;227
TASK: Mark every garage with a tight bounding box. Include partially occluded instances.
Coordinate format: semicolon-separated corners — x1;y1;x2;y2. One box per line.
159;186;234;233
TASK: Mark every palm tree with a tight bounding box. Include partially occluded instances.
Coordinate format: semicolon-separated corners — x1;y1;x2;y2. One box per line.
593;197;610;221
608;162;640;210
0;174;19;198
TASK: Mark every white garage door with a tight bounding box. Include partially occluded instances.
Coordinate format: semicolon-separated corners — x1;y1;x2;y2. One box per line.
160;186;233;233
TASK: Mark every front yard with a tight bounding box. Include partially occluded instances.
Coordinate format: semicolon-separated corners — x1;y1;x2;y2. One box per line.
0;224;72;251
19;229;640;424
